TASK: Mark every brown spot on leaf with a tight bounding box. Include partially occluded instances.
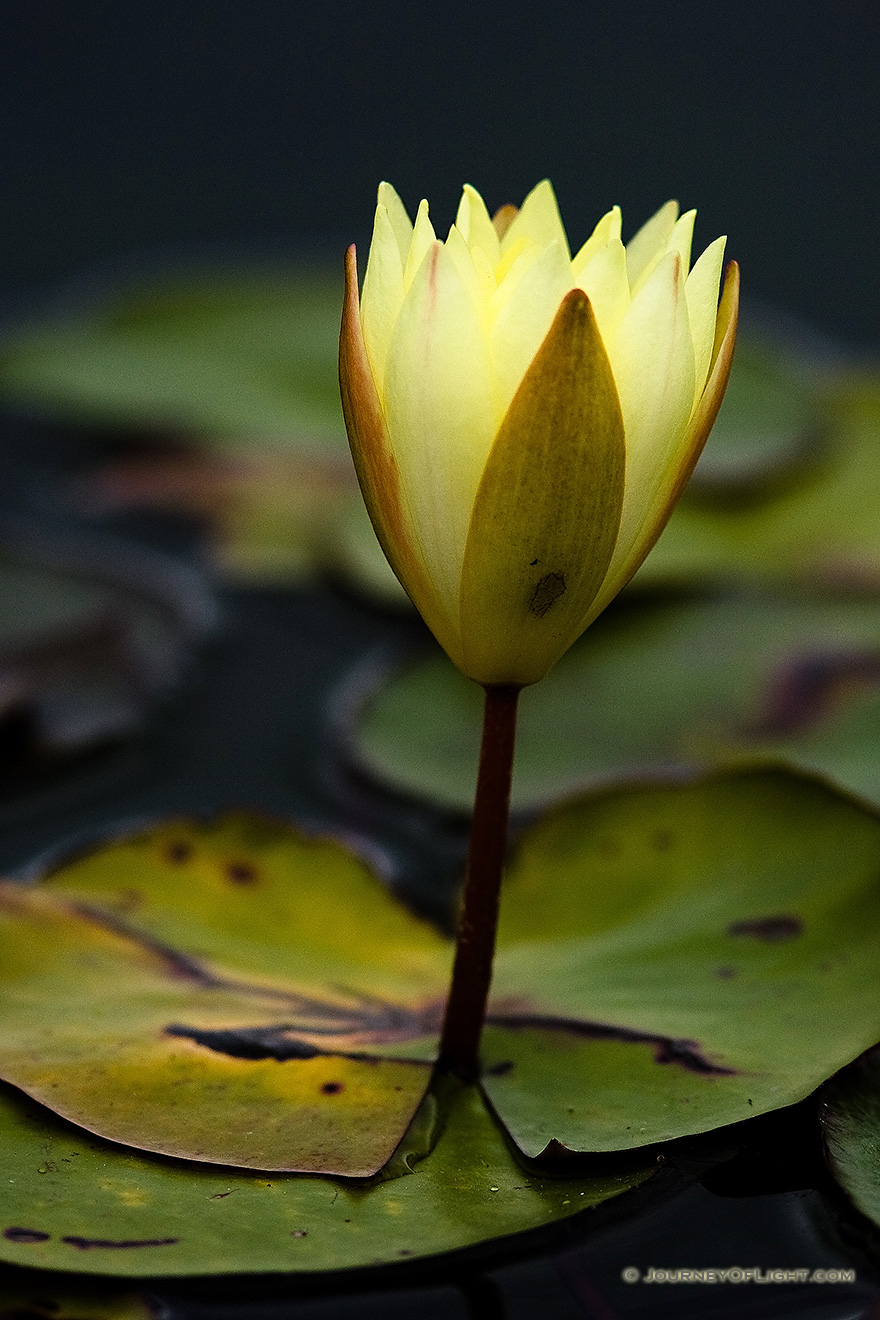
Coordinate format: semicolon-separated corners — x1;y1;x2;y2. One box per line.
291;1229;308;1238
3;1227;50;1244
728;914;803;942
486;1060;514;1077
164;841;192;864
321;1081;344;1095
716;965;737;979
226;861;258;885
61;1236;178;1250
529;572;566;619
651;829;676;851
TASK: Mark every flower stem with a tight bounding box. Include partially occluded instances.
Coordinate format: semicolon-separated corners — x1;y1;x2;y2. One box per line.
438;683;520;1081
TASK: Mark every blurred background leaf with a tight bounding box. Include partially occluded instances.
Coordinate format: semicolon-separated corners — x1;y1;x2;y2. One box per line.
347;591;880;812
820;1047;880;1235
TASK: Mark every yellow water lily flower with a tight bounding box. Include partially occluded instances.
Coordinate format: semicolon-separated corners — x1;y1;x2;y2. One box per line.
340;180;738;687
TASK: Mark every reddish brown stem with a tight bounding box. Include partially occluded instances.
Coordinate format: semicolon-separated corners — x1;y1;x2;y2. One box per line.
438;683;520;1081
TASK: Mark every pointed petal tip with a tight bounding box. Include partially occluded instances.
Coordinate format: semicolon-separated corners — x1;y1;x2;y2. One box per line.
343;242;359;295
558;285;592;320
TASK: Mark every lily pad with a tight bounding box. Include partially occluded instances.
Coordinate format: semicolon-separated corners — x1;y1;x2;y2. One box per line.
820;1046;880;1229
0;528;213;776
686;331;822;500
0;266;347;449
348;591;880;813
81;455;403;598
0;1078;652;1277
486;768;880;1156
1;770;879;1176
640;378;880;590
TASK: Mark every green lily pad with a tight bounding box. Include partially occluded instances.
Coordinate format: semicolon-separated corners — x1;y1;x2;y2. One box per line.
640;378;880;590
0;1078;652;1277
2;770;879;1179
349;591;880;813
686;332;822;500
486;768;880;1156
820;1046;880;1229
0;267;347;450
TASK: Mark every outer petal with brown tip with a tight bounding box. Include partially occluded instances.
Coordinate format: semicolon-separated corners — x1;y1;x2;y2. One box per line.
338;245;454;654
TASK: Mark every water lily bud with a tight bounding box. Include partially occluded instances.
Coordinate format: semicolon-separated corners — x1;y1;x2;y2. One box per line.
340;181;738;687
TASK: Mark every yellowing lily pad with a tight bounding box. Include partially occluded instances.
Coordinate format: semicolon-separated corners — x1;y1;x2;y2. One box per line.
0;815;451;1176
349;591;880;813
0;1078;653;1277
820;1047;880;1230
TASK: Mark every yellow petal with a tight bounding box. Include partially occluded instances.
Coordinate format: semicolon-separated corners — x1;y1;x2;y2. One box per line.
685;258;740;451
574;237;630;344
377;182;414;264
458;290;625;687
471;242;498;298
588;258;738;624
625;199;679;288
494;233;534;286
685;235;727;402
571;206;622;279
339;245;442;635
360;204;405;401
666;209;696;272
489;239;573;418
383;241;497;638
403;199;437;290
456;184;501;268
604;249;696;587
630;206;695;297
445;222;488;315
501;179;571;259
